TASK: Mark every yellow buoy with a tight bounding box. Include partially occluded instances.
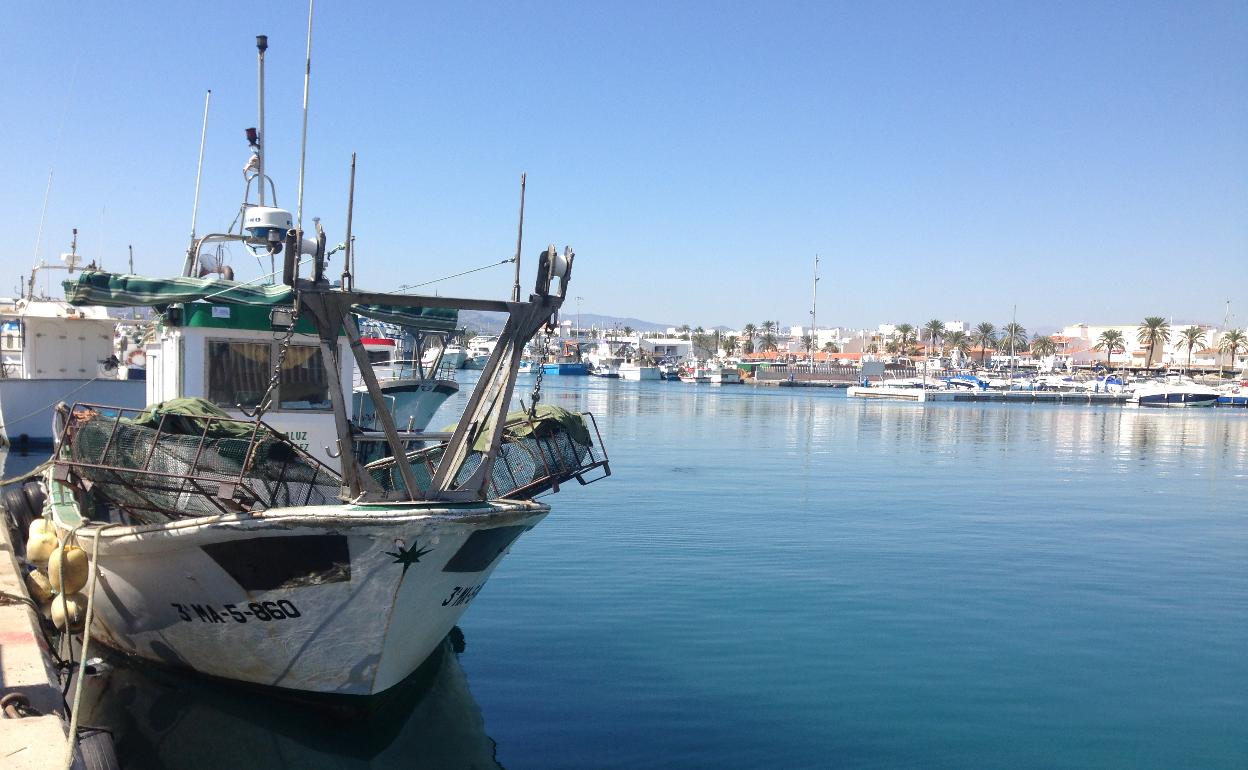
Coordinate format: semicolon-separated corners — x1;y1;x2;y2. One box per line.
28;517;53;538
25;530;58;565
48;543;89;594
25;569;54;604
51;592;88;632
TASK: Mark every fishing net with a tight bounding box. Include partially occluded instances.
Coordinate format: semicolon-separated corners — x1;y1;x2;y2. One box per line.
57;401;342;523
366;406;607;499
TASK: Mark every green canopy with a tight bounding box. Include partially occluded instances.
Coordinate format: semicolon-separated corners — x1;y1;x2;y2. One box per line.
64;271;457;332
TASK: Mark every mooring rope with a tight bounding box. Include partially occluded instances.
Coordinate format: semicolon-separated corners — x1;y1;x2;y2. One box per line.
61;524;110;770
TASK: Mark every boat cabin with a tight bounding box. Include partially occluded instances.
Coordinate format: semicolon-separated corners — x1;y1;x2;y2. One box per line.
0;300;119;380
145;302;351;466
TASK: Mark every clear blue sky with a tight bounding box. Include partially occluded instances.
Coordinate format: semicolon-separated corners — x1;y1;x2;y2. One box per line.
2;1;1245;332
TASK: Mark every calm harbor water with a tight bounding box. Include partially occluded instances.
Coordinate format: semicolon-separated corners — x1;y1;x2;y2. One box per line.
22;376;1247;768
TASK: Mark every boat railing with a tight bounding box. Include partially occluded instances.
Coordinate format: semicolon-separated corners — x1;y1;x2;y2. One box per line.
364;411;611;500
51;402;343;523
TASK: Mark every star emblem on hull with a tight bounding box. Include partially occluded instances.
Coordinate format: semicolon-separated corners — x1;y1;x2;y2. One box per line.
386;542;433;577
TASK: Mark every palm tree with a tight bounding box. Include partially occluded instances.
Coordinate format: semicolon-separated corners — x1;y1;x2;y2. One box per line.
945;331;970;362
1218;329;1247;374
895;323;915;356
1137;316;1170;369
1000;322;1028;359
723;336;739;356
922;319;946;358
678;324;691;341
761;331;779;352
822;341;840;354
1030;335;1056;358
1176;327;1207;373
622;325;634;338
801;335;814;356
972;322;997;366
1093;329;1126;368
742;323;757;355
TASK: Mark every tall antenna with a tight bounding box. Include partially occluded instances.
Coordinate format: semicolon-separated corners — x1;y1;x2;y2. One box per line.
511;173;526;302
343;152;357;291
295;0;315;234
256;35;268;207
185;89;212;276
31;170;54;274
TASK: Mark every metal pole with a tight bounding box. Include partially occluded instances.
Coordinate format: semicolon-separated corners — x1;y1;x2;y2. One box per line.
184;89;212;276
30;169;53;298
256;35;268;206
295;0;314;235
343;152;356;290
811;253;819;359
511;173;526;302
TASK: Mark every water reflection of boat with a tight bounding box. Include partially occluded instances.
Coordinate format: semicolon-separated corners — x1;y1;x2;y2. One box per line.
78;631;503;770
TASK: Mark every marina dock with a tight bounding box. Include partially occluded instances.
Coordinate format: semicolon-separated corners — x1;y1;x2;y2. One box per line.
845;386;1132;404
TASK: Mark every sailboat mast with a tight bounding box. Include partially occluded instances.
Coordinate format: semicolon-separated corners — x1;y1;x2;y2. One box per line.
810;253;819;357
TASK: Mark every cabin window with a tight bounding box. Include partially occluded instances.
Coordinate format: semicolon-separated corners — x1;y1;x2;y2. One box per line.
207;341;270;409
367;350;390;364
279;345;331;410
206;340;332;412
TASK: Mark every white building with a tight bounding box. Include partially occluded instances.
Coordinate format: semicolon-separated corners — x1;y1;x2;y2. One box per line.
640;337;691;359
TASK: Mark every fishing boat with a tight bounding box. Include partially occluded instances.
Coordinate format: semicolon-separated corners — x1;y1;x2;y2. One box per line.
618;360;660;381
34;33;611;699
541;339;589;375
709;365;742;384
0;241;145;446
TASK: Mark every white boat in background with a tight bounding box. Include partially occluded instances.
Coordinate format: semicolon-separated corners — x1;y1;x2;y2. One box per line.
426;342;467;370
678;362;712;383
354;352;460;436
619;360;660;381
1130;377;1219;408
0;250;145;446
461;335;497;369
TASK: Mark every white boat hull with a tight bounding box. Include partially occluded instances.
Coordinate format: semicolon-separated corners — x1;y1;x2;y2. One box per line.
353;378;458;433
67;501;549;696
618;363;659;381
0;378;145;445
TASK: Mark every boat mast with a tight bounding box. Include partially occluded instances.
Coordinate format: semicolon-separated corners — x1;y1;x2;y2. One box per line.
183;90;212;277
295;0;314;241
256;35;267;208
511;173;526;302
342;153;356;290
28;170;54;299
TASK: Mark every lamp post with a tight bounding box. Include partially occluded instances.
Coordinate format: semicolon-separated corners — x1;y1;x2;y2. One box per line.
576;296;583;339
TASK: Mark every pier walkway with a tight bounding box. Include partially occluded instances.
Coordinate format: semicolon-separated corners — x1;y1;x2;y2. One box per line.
0;515;78;769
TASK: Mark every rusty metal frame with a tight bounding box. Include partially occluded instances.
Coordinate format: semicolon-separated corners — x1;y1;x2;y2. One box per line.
52;402;343;520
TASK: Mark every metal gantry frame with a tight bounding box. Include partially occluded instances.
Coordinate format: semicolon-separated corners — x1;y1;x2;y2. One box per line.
297;249;572;503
